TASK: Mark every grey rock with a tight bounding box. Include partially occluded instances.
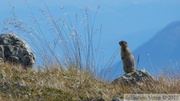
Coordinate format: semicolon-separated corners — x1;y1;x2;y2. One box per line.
13;82;27;88
112;70;155;85
0;33;35;68
80;97;105;101
111;97;123;101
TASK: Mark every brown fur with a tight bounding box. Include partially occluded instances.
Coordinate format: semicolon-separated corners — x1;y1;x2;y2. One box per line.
119;41;136;73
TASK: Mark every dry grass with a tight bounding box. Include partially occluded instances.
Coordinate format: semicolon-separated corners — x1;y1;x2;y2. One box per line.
0;63;180;100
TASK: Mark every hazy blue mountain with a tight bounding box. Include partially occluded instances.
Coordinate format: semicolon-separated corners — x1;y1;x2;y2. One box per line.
134;21;180;72
106;21;180;80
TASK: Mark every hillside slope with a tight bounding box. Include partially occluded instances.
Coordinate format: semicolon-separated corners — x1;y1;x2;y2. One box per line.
0;63;180;100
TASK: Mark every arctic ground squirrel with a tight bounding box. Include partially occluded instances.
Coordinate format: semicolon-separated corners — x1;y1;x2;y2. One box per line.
119;41;136;73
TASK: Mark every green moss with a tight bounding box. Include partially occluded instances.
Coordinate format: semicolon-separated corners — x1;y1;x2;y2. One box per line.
41;87;75;101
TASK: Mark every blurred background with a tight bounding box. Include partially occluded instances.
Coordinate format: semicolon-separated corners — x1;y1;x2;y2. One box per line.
1;0;180;80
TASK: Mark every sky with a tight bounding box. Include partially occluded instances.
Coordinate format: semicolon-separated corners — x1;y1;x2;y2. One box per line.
0;0;180;68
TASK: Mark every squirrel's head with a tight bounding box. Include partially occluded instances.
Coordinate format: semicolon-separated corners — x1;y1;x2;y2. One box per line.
119;41;128;48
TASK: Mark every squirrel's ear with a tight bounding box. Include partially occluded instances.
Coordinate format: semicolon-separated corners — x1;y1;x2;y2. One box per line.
124;41;127;44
